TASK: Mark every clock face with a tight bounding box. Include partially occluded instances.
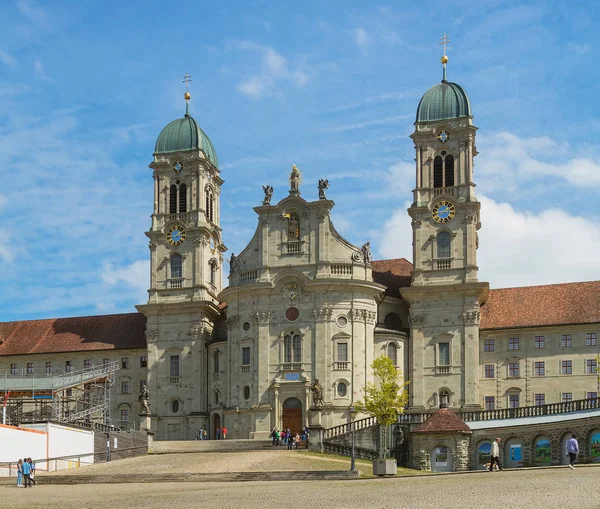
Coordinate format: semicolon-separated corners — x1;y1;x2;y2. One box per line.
166;224;186;246
437;130;450;143
432;200;456;223
286;307;299;321
173;161;184;172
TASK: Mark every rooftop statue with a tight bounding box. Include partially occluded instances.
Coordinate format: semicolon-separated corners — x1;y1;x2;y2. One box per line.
318;179;329;200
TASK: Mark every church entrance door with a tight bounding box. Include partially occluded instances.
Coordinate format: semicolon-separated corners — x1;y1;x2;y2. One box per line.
212;413;221;439
282;397;302;434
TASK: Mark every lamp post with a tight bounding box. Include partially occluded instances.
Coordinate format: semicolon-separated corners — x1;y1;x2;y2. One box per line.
349;406;357;472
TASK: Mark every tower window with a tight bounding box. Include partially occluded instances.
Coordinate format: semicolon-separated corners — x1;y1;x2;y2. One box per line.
179;184;187;212
444;155;454;187
170;185;178;213
284;333;302;363
433;153;455;188
387;343;398;366
170;254;182;278
206;189;215;222
170;183;187;213
433;156;443;188
436;231;451;259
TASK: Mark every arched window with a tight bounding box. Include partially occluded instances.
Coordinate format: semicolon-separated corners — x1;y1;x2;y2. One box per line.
433;156;443;188
213;390;219;405
437;231;451;259
284;332;302;362
170;254;182;279
179;184;187;212
337;382;347;397
444;155;454;187
387;343;398;366
384;312;402;331
205;189;214;222
213;351;220;373
172;399;179;413
169;185;178;213
243;386;250;400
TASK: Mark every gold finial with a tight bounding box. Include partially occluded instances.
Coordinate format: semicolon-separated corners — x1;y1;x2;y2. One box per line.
438;33;450;81
182;73;192;114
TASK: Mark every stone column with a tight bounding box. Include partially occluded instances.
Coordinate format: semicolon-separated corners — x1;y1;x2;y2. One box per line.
273;384;280;429
149;242;158;290
415;145;422;188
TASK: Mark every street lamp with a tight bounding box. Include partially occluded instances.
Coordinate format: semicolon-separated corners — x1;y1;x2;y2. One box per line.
349;406;357;472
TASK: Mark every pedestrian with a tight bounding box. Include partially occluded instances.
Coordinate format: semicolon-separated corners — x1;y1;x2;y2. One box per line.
21;456;31;488
294;433;301;449
222;427;227;440
566;434;579;469
216;427;221;440
203;428;207;440
271;427;277;446
275;428;280;447
28;458;37;485
287;433;294;450
16;459;23;488
489;438;502;471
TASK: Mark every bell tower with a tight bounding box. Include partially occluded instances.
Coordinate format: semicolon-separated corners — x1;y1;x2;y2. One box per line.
137;75;226;440
401;37;488;412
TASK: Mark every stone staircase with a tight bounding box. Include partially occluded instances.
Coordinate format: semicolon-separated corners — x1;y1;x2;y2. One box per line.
150;439;275;454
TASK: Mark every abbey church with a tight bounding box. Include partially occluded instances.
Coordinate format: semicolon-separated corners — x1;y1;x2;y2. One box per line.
1;56;599;441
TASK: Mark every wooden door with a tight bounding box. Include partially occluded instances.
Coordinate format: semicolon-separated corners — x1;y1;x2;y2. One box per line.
282;397;303;434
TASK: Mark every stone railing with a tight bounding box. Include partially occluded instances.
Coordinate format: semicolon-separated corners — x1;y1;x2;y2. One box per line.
323;442;379;460
168;377;179;384
167;278;184;289
281;362;302;371
433;187;455;197
436;258;452;270
331;264;353;276
333;361;350;370
323;416;377;440
435;365;451;374
238;269;258;284
284;241;303;254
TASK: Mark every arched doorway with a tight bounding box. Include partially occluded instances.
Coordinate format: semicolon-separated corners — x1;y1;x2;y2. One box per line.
212;413;221;440
282;397;302;434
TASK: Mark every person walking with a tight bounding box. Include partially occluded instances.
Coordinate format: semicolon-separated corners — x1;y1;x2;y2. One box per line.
28;458;37;485
222;427;227;440
215;427;221;440
566;434;579;469
489;438;502;471
16;459;23;488
21;456;31;488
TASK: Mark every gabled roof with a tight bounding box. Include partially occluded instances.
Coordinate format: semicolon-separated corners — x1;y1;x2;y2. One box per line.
0;313;146;356
480;281;600;330
372;258;413;296
412;408;471;433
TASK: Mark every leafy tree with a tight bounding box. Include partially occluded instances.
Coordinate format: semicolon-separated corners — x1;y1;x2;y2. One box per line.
355;355;409;426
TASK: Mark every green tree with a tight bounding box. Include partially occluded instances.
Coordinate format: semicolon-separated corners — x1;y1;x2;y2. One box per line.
355;355;409;426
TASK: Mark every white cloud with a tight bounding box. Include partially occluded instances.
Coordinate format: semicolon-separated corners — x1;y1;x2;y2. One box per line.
353;28;370;54
327;114;411;132
17;0;49;29
34;59;54;83
377;195;600;289
101;260;149;295
236;41;308;99
0;49;16;67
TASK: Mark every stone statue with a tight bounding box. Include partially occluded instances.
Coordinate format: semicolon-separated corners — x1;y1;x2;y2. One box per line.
262;185;273;205
229;253;236;273
361;241;372;263
289;165;300;194
288;215;299;240
138;384;151;415
311;379;324;408
318;179;329;200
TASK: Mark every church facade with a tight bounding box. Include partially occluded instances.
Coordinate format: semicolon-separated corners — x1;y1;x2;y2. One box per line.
1;58;599;441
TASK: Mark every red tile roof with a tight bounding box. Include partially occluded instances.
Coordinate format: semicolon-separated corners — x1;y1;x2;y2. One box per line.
480;281;600;330
412;408;471;433
372;258;413;296
0;313;146;356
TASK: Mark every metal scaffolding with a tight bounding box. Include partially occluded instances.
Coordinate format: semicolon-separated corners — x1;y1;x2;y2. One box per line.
0;361;119;428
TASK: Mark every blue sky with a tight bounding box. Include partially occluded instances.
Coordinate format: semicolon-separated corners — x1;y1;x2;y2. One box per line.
0;0;599;321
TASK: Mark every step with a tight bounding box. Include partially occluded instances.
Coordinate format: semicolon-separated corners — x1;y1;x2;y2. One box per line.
150;439;278;454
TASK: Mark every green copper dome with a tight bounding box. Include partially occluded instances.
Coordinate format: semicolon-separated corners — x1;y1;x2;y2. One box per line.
416;80;471;123
155;114;219;168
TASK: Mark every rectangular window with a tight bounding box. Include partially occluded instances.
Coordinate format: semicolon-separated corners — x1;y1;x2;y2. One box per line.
561;360;572;375
484;340;495;352
84;359;92;370
103;358;110;366
140;356;148;368
588;392;598;400
534;361;545;376
337;343;348;363
65;361;72;373
509;338;519;350
122;357;130;369
170;355;180;377
586;333;597;346
535;336;545;349
438;342;450;365
45;361;52;375
484;364;495;378
561;334;572;348
121;381;129;394
562;393;573;403
587;359;597;374
509;394;519;409
10;364;17;375
509;362;520;377
27;362;34;375
242;346;251;365
535;393;545;406
484;396;495;410
120;408;129;423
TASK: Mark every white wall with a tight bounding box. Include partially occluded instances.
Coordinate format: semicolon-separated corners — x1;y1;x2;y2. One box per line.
0;424;47;476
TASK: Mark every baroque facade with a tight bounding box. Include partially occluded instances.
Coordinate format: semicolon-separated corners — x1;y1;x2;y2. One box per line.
1;57;599;440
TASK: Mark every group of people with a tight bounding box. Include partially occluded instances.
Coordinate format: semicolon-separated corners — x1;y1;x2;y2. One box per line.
270;426;309;449
488;434;580;471
16;458;37;488
197;427;228;440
